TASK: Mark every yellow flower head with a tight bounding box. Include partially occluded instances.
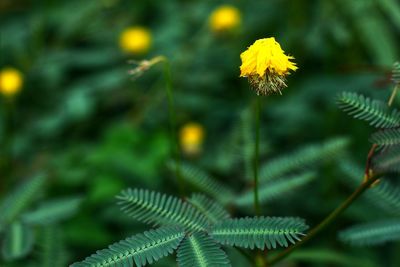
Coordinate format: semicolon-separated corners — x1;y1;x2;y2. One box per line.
209;5;241;33
0;67;23;97
240;37;297;95
119;26;151;54
179;123;205;156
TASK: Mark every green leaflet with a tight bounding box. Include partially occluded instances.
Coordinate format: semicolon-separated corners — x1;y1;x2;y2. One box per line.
167;162;234;203
210;217;308;250
370;128;400;146
187;194;230;224
116;188;210;231
71;226;185;267
337;92;400;128
339;161;400;215
373;145;400;173
0;174;46;231
339;219;400;246
177;232;230;267
1;221;34;261
22;196;82;225
39;226;68;267
235;172;315;207
259;137;349;183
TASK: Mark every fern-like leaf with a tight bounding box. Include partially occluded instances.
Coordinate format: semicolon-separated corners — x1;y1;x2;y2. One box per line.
210;217;308;250
116;189;209;231
0;174;46;231
39;226;68;267
71;226;185;267
259;138;349;183
337;92;400;128
373;145;400;173
1;221;34;261
339;161;400;215
339;219;400;246
392;61;400;84
370;128;400;146
187;194;230;224
235;172;315;207
167;162;234;203
177;232;231;267
22;197;82;225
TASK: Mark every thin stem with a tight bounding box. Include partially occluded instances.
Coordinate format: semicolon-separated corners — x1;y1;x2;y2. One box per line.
268;173;383;265
0;97;15;193
163;60;185;195
388;84;399;107
253;97;261;215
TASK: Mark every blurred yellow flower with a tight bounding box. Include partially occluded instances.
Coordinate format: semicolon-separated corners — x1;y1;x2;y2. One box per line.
119;26;151;54
240;37;297;95
0;67;23;97
209;5;241;32
179;123;205;156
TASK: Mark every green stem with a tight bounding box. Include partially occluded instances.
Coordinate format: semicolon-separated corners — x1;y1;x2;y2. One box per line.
253;97;261;215
163;60;185;195
0;97;15;193
268;173;383;265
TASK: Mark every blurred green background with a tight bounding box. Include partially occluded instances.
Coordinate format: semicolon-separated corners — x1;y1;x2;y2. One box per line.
0;0;399;266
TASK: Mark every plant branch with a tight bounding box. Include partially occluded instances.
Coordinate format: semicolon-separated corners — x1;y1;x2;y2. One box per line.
268;173;383;265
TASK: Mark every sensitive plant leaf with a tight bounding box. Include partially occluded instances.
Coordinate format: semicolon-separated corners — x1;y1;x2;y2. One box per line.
0;174;46;231
21;197;82;225
177;232;231;267
259;138;349;183
210;217;308;250
235;172;315;207
339;219;400;246
39;226;68;267
71;226;185;267
116;188;209;232
1;221;34;261
187;194;230;224
339;161;400;215
337;92;400;128
370;128;400;146
167;162;234;203
373;145;400;174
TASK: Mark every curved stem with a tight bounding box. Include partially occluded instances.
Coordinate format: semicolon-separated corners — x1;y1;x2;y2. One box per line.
253;97;261;215
268;173;383;265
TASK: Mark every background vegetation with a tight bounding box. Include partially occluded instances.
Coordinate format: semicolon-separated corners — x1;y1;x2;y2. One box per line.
1;0;399;266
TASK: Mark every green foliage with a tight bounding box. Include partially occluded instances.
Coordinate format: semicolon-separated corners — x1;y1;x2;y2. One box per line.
21;197;82;225
38;226;68;267
339;219;400;246
210;217;308;250
259;138;349;183
116;188;209;232
235;172;316;207
370;128;400;145
1;221;33;261
177;233;230;267
373;145;400;173
0;175;46;231
187;194;230;224
73;189;308;266
392;61;400;84
167;162;234;203
339;161;400;215
337;92;400;128
71;226;185;267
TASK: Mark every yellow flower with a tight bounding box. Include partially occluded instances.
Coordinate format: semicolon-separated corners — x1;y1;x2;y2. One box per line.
240;37;297;95
209;5;241;33
119;26;151;54
0;67;23;97
179;123;205;156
